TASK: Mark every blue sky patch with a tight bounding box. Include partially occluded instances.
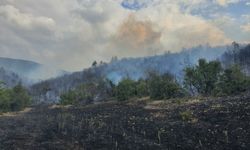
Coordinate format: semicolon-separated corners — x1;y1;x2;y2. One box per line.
121;0;148;10
225;1;250;18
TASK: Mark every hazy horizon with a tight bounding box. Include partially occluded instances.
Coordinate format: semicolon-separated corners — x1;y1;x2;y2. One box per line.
0;0;250;71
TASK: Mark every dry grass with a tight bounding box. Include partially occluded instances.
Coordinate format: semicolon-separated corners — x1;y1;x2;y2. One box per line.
0;108;32;117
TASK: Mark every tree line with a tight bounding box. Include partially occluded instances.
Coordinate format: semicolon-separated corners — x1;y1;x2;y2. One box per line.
60;58;250;105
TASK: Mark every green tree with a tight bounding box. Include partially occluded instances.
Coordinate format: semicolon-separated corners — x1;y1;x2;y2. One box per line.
92;61;97;67
161;74;184;99
0;88;11;113
0;83;31;113
136;79;148;98
60;90;79;105
184;59;222;96
148;72;184;100
60;83;93;105
183;67;196;95
10;83;31;111
116;78;136;101
147;72;164;99
214;65;250;96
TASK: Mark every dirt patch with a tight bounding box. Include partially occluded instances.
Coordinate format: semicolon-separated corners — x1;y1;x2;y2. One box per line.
0;108;32;117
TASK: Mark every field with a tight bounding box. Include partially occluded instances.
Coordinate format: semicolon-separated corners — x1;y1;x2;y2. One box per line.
0;95;250;150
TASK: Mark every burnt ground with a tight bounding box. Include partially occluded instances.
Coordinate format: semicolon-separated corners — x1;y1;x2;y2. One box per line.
0;95;250;150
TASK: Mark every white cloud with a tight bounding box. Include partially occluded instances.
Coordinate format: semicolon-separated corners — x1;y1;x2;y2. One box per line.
242;14;250;21
215;0;242;6
0;0;247;71
0;5;55;30
241;23;250;32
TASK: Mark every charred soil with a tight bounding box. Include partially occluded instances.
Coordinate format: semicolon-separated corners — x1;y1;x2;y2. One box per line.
0;95;250;150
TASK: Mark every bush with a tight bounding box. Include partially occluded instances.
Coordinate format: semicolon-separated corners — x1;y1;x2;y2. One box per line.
184;59;250;96
10;84;31;111
161;74;185;99
147;72;164;99
60;90;79;105
115;78;136;101
60;84;94;105
184;59;222;96
0;89;11;112
0;83;31;113
213;65;250;96
114;72;185;101
148;72;184;100
136;79;148;98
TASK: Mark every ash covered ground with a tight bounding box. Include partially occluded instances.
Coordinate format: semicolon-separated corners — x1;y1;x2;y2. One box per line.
0;95;250;150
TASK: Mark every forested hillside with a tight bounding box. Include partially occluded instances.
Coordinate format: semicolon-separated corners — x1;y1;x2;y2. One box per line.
30;44;231;103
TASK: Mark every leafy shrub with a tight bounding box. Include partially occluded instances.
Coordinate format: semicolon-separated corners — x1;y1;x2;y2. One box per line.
115;78;136;101
114;72;185;101
0;89;11;112
10;84;31;111
136;79;148;98
148;72;185;100
147;72;164;100
60;90;80;105
0;83;31;113
213;65;250;96
184;59;222;96
60;83;94;105
184;59;250;96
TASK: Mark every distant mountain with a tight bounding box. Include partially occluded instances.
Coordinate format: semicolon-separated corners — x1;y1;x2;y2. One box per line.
0;57;67;82
31;44;232;103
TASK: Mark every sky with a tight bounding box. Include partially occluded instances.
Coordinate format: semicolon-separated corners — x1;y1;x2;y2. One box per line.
0;0;250;71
